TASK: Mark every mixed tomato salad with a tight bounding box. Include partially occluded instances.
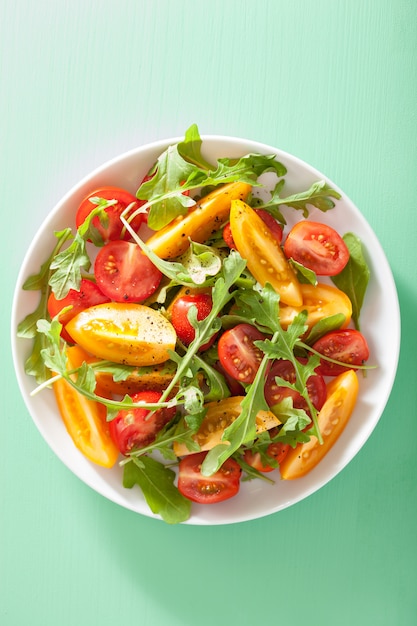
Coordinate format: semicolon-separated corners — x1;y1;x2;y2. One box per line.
18;125;372;524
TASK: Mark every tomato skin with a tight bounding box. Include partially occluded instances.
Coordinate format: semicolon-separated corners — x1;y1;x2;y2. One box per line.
312;329;370;376
65;302;177;366
170;293;215;350
47;279;110;343
283;220;350;276
75;186;145;242
178;451;241;504
146;181;252;259
264;359;327;412
218;323;266;384
280;370;359;479
94;240;162;303
244;441;290;472
230;200;302;306
223;209;283;249
279;282;352;331
52;345;119;468
109;391;176;455
173;396;280;457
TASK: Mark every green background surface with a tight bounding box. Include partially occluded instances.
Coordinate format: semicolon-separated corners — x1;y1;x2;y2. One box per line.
2;1;416;624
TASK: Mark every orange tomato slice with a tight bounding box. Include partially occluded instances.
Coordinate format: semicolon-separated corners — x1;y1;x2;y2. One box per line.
65;302;177;366
229;200;303;306
279;282;352;330
279;369;359;479
146;181;252;259
173;396;280;457
53;345;119;468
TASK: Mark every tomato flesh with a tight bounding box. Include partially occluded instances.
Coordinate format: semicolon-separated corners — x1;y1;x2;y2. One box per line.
94;240;162;303
76;186;145;242
264;358;327;412
47;278;110;343
283;220;350;276
313;329;370;376
109;391;176;455
279;283;352;331
223;209;283;249
280;370;359;479
52;345;119;468
230;200;302;306
178;451;241;504
244;441;290;473
218;323;266;384
65;302;177;366
170;293;215;350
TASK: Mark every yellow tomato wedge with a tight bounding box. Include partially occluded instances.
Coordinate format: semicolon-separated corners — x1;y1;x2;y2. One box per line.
146;181;252;259
95;362;177;396
173;396;280;457
280;369;359;480
53;345;119;468
65;302;177;366
278;282;352;330
229;199;303;306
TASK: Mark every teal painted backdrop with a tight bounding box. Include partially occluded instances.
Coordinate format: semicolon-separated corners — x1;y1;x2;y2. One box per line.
2;1;416;624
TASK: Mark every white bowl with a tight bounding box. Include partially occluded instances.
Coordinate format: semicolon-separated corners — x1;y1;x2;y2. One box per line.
11;135;400;525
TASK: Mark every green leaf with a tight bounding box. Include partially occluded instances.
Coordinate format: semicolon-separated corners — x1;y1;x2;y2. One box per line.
303;313;347;345
123;457;191;524
289;259;318;285
177;123;214;170
258;179;341;220
331;232;370;330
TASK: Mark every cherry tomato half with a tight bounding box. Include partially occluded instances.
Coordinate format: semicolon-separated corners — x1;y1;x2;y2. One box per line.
312;329;370;376
264;359;327;412
230;200;302;306
283;220;350;276
94;240;162;303
47;278;110;343
243;441;290;473
53;345;119;468
178;451;242;504
170;293;215;350
280;370;359;479
75;186;146;242
218;323;266;384
109;390;176;455
223;208;283;249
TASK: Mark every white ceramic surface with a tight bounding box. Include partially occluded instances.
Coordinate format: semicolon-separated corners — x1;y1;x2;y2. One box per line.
11;135;401;525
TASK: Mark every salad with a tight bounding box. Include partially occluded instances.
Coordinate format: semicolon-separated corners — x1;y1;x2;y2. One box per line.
17;125;372;524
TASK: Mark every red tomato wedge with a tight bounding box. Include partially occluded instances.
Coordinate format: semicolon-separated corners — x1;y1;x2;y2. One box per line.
312;329;370;376
170;292;215;350
217;323;266;384
178;451;241;504
280;369;359;479
94;240;162;303
283;220;350;276
264;359;327;412
75;186;145;242
109;390;176;455
52;345;119;468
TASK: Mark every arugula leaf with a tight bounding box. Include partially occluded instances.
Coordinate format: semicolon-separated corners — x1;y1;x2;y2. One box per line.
201;344;273;476
135;124;287;231
331;232;370;330
123;457;191;524
257;179;341;223
177;123;214;170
